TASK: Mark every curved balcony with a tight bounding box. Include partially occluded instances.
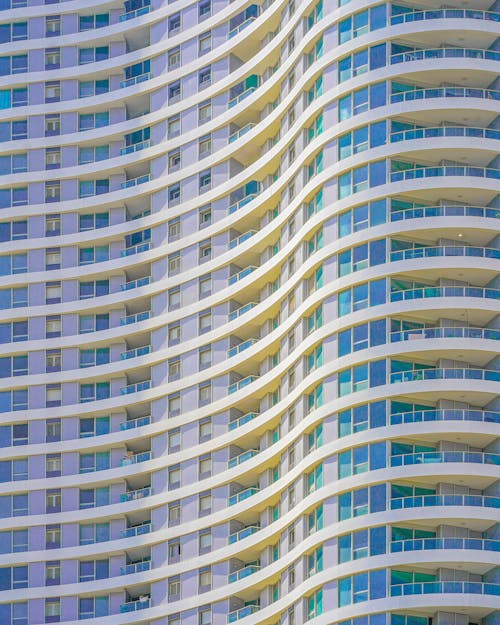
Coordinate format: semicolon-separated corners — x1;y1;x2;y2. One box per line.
390;246;500;263
389;368;500;385
390;494;500;511
390;537;500;554
390;48;500;65
390;286;499;303
390;126;500;144
228;486;259;506
390;451;500;468
389;204;499;222
390;165;499;184
389;327;499;343
390;8;500;25
390;581;500;597
390;409;500;426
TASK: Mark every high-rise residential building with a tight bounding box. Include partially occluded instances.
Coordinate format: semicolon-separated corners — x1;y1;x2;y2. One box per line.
0;0;499;624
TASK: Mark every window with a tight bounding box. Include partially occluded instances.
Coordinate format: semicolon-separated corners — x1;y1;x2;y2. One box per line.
199;608;211;625
46;384;61;407
338;401;386;437
168;501;181;526
169;150;181;171
79;246;109;265
168;539;181;562
338;278;386;317
79;313;109;334
199;241;211;261
46;419;60;442
45;81;60;102
79;111;109;131
79;416;110;438
168;183;181;206
45;316;60;338
198;101;211;124
339;526;386;563
79;179;109;197
307;588;323;619
168;46;181;68
168;393;181;417
79;523;110;545
199;454;211;477
199;32;212;55
46;489;61;513
79;559;109;582
199;206;212;228
199;170;211;192
338;319;386;356
338;569;386;606
79;212;109;231
168;323;181;345
46;525;60;549
78;596;109;619
168;287;181;310
199;135;212;158
45;598;60;622
199;0;211;18
46;454;61;477
45;148;61;170
79;280;109;299
45;114;60;136
45;248;60;270
79;487;109;510
168;12;181;32
168;358;181;380
199;417;211;441
199;311;211;333
168;465;181;489
45;180;60;202
199;67;211;87
45;48;60;69
79;14;109;30
45;561;60;585
199;275;211;298
169;80;181;103
79;79;109;98
46;16;61;36
168;576;181;597
199;492;211;515
0;54;27;76
198;383;211;405
168;218;181;240
168;115;180;138
79;46;109;64
199;567;211;590
199;529;211;553
79;382;110;403
168;253;181;275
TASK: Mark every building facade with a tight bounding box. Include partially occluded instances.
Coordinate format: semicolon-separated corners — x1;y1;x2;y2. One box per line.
0;0;498;624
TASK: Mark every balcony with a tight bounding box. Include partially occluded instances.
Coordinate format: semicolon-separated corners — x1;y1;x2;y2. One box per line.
390;285;500;303
390;164;499;184
120;415;152;430
228;449;259;469
390;451;499;468
121;559;151;575
390;367;500;384
228;375;259;394
228;603;260;623
120;72;151;89
229;266;257;285
390;126;500;144
229;124;256;143
121;242;151;256
390;47;500;66
121;345;151;359
391;85;500;106
390;245;500;263
390;8;500;26
390;409;500;426
391;537;500;554
121;276;151;291
390;326;499;343
228;486;259;506
120;380;151;394
228;525;260;544
120;311;151;325
120;451;152;466
120;486;152;503
120;140;151;155
228;412;258;431
120;522;152;538
390;581;499;597
120;597;151;612
229;302;257;321
390;493;500;510
120;5;151;21
228;563;261;583
228;86;257;108
228;339;257;358
121;173;151;189
228;193;258;215
229;230;257;249
390;204;500;222
228;15;257;38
